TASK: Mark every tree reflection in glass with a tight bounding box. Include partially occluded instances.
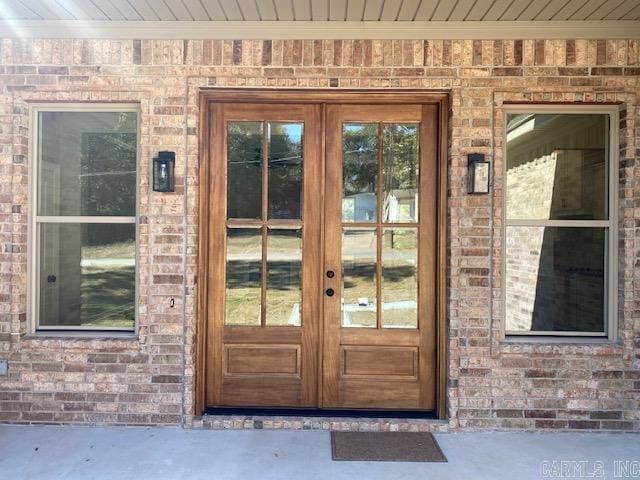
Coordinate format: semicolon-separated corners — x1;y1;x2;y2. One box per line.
269;123;303;220
342;124;378;222
383;124;419;223
227;122;263;219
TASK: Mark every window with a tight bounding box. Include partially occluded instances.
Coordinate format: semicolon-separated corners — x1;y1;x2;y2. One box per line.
504;107;617;337
31;105;138;331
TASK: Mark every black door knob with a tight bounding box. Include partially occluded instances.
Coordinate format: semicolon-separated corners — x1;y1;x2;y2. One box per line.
326;270;335;278
325;288;335;297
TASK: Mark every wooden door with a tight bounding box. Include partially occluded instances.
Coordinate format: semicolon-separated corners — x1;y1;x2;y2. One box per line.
322;104;438;410
205;103;322;407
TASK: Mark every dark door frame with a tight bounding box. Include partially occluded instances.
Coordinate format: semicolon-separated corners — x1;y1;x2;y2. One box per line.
196;89;449;419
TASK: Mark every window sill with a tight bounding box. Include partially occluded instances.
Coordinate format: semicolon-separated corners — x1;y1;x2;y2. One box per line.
501;336;616;345
23;331;139;342
499;336;623;355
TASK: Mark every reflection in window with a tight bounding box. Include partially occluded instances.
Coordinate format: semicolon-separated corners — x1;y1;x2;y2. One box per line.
383;124;419;223
225;228;262;326
382;228;417;328
342;228;377;328
266;228;302;326
227;122;263;219
505;227;605;333
342;124;377;222
269;123;303;220
38;111;137;217
505;112;610;335
506;114;608;220
39;223;135;328
36;108;138;331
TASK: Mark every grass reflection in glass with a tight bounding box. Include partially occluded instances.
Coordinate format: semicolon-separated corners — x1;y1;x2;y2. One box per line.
382;228;417;328
225;228;262;326
266;229;302;326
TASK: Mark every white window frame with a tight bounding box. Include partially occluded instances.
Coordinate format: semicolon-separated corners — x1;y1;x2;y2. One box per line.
28;103;140;333
502;104;619;340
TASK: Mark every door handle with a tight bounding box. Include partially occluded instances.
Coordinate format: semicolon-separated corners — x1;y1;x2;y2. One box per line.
325;288;335;297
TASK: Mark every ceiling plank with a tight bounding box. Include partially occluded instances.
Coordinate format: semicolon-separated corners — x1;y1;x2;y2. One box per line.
311;0;328;20
76;0;114;20
89;0;126;20
448;0;478;21
396;0;420;20
15;0;60;20
329;0;347;20
0;1;44;19
274;0;295;20
480;0;513;21
551;0;590;20
604;0;639;20
144;0;175;20
109;0;145;20
413;0;439;20
292;0;311;20
236;0;260;20
568;0;604;19
20;0;76;19
182;0;211;20
584;0;623;19
345;0;365;20
431;0;458;21
127;0;160;20
199;0;227;20
256;0;277;20
465;0;494;20
517;0;553;20
536;0;572;20
621;3;640;20
218;0;243;20
379;0;401;20
500;0;533;20
164;0;195;20
362;0;384;20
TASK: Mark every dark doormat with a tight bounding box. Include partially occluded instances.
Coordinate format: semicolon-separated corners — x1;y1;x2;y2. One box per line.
331;431;447;462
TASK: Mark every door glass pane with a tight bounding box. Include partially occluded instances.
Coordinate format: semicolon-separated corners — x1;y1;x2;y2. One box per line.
383;124;419;223
225;228;262;325
38;223;135;329
268;123;303;220
505;226;606;333
266;228;302;326
506;114;609;221
342;228;377;328
342;124;378;222
227;122;263;219
382;228;417;328
37;111;137;217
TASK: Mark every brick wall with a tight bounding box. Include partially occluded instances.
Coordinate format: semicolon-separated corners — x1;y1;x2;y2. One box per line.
0;38;638;430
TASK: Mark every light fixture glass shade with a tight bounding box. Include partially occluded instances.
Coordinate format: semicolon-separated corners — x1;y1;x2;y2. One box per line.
153;151;175;192
468;153;490;194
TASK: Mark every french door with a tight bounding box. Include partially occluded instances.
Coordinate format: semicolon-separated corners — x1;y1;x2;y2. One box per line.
204;103;322;407
323;104;438;409
200;91;443;412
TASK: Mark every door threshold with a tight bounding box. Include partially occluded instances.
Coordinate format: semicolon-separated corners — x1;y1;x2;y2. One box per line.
204;407;438;419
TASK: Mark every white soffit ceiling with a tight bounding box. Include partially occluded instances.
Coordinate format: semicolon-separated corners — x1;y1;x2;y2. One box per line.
0;0;638;39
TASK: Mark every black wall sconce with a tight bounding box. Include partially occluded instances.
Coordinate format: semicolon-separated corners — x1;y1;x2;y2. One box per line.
467;153;491;194
153;151;175;192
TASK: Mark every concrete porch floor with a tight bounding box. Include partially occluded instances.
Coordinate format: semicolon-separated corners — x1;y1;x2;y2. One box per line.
0;425;638;480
